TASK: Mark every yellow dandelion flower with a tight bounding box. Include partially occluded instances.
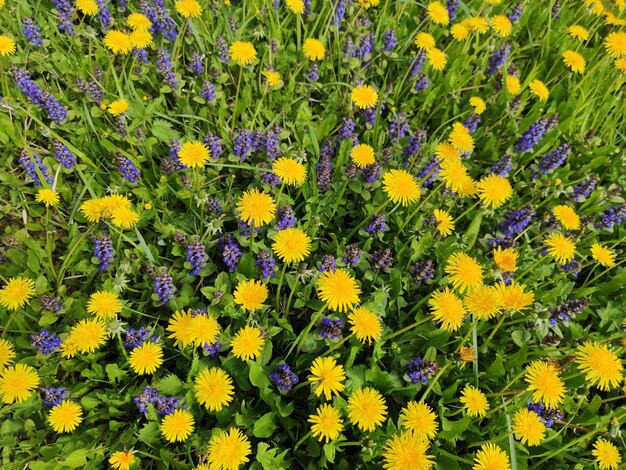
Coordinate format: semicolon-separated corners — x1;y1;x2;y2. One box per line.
194;367;234;412
0;364;39;404
477;174;513;209
351;143;375;168
382;169;420;206
445;252;483;294
109;451;136;470
568;25;590;41
303;38;325;60
0;339;16;369
35;188;61;207
472;443;511;470
111;206;140;229
308;356;345;400
563;50;586;73
262;69;282;87
0;276;35;311
233;279;268;311
414;32;436;50
273;157;306;185
459;346;475;363
434;142;461;164
591;243;616;267
104;30;133;54
351;84;378;109
286;0;304;14
49;400;83;433
496;281;534;312
513;408;547;446
237;188;276;226
428;287;467;331
229;41;257;66
400;401;438;441
525;360;565;408
317;269;361;312
605;11;626;26
451;23;470;41
493;246;518;272
470;97;486;115
464;285;503;320
130;30;153;49
427;47;447;70
605;31;626;58
0;35;16;56
76;0;98;15
189;313;221;347
230;325;264;361
545;232;576;264
433;209;454;236
129;342;163;375
529;79;549;101
87;291;122;320
161;409;194;442
127;13;152;31
308;404;343;443
460;385;489;417
348;307;383;343
427;1;449;25
464;16;489;33
576;342;623;391
178;140;210;168
593;439;622;470
347;387;387;432
505;74;522;95
207;428;252;470
449;122;474;153
491;15;512;37
358;0;380;8
68;318;108;354
439;159;476;196
272;227;312;263
485;0;502;3
175;0;202;17
553;205;580;230
616;57;626;72
383;431;434;470
167;310;195;347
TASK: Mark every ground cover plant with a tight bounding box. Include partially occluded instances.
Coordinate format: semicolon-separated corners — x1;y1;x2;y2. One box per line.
1;0;626;468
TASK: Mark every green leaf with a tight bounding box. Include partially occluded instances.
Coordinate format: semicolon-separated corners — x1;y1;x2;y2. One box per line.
253;412;277;438
464;212;483;250
157;374;184;395
138;422;160;445
255;442;289;470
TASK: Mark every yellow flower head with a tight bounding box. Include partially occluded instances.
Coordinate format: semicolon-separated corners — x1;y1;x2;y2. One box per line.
493;246;518;272
529;79;549;101
109;451;136;470
87;290;122;320
591;243;616;267
382;169;420;206
449;122;474;154
49;400;83;433
272;227;312;263
505;74;522;95
576;342;624;391
207;428;252;469
161;409;194;442
303;38;325;60
563;50;586;73
383;431;434;470
427;1;449;25
76;0;99;15
472;443;511;470
317;269;361;312
237;188;276;226
273;158;306;185
348;307;382;343
470;97;486;114
464;16;489;33
351;84;378;109
233;279;268;311
230;325;264;361
544;232;576;264
0;364;39;404
35;188;61;207
451;23;470;41
414;32;436;50
286;0;304;14
127;13;152;31
553;205;580;230
434;142;461;164
176;0;202;17
229;41;257;66
108;100;130;118
491;15;512;37
178;140;210;168
439;159;476;196
351;144;376;168
460;385;489;417
445;252;483;294
0;35;16;56
428;287;467;331
308;404;343;443
568;25;590;41
605;31;626;58
513;408;546;446
433;209;455;236
0;277;35;311
400;401;438;441
67;318;108;354
464;285;503;320
129;342;163;375
194;367;234;412
593;439;622;470
477;174;513;209
130;30;153;49
347;387;388;432
262;69;282;87
111;206;140;229
496;281;534;312
427;47;447;70
308;356;345;400
104;30;133;54
525;360;565;408
0;339;16;369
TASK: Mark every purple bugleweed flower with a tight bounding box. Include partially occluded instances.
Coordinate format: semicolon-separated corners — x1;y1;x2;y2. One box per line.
320;317;343;340
371;248;394;271
270;364;299;392
388;113;410;143
515;117;549;153
13;70;67;124
204;337;221;357
234;129;253;161
499;205;535;238
366;214;387;233
417;157;440;187
31;330;62;355
344;37;357;60
338;118;358;144
358;32;374;61
140;0;177;41
200;81;216;101
410;53;427;79
155;395;180;416
239;220;261;236
168;139;184;170
134;48;149;64
561;258;581;277
490;155;513;177
134;386;159;413
363;99;384;126
216;35;230;62
305;62;319;81
86;78;104;104
411;259;435;284
382;29;397;52
414;74;430;92
464;114;481;134
218;234;242;271
265;125;282;159
552;0;561;19
277;205;296;230
527;402;563;428
569;176;598;202
52;140;76;169
116;153;141;183
43;387;68;407
316;141;334;193
319;254;337;273
207;196;223;214
96;0;112;31
595;203;626;230
406;358;439;384
153;267;175;305
535;143;571;176
40;295;63;313
115;115;128;137
549;299;588;326
508;3;523;23
18;150;53;186
332;0;349;27
94;232;114;270
342;244;361;266
156;49;179;88
251;131;265;153
361;162;381;183
187;236;208;275
255;250;276;280
22;18;44;47
188;53;205;77
123;328;157;348
486;44;511;75
447;0;458;22
51;0;74;35
203;132;222;159
403;130;427;158
262;172;281;187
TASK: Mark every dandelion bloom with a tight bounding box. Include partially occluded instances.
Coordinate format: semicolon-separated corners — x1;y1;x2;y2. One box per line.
604;31;626;58
432;209;454;236
87;291;122;320
229;41;257;66
505;74;521;95
194;367;234;412
272;227;312;263
459;346;475;363
317;269;361;312
496;281;534;312
76;0;98;14
464;16;489;33
49;400;83;433
161;409;194;442
0;364;39;403
493;246;518;272
233;279;268;311
451;23;470;41
35;188;61;207
189;313;221;347
230;325;264;361
616;58;626;73
472;443;511;470
414;32;436;50
464;285;503;320
0;35;16;56
129;342;163;375
434;142;461;164
491;15;512;37
127;13;152;31
111;206;140;229
303;38;325;60
428;288;467;331
348;307;382;343
529;79;549;101
351;84;378;109
262;70;282;87
439;159;476;196
591;243;616;267
285;0;304;14
477;175;513;209
308;404;343;443
167;310;196;347
568;25;590;41
273;157;306;185
460;385;489;417
575;342;623;391
107;99;129;116
104;30;133;54
207;428;252;469
400;401;438;440
382;169;420;206
178;141;210;168
347;387;387;432
553;205;580;230
513;408;546;446
445;253;483;293
67;318;108;354
351;144;376;168
524;360;565;408
308;356;345;400
237;188;276;226
426;47;447;70
592;439;622;470
563;50;586;73
109;451;136;470
544;232;576;264
382;431;434;470
470;97;486;114
0;339;16;369
427;1;449;25
175;0;202;18
130;30;153;49
0;276;35;311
